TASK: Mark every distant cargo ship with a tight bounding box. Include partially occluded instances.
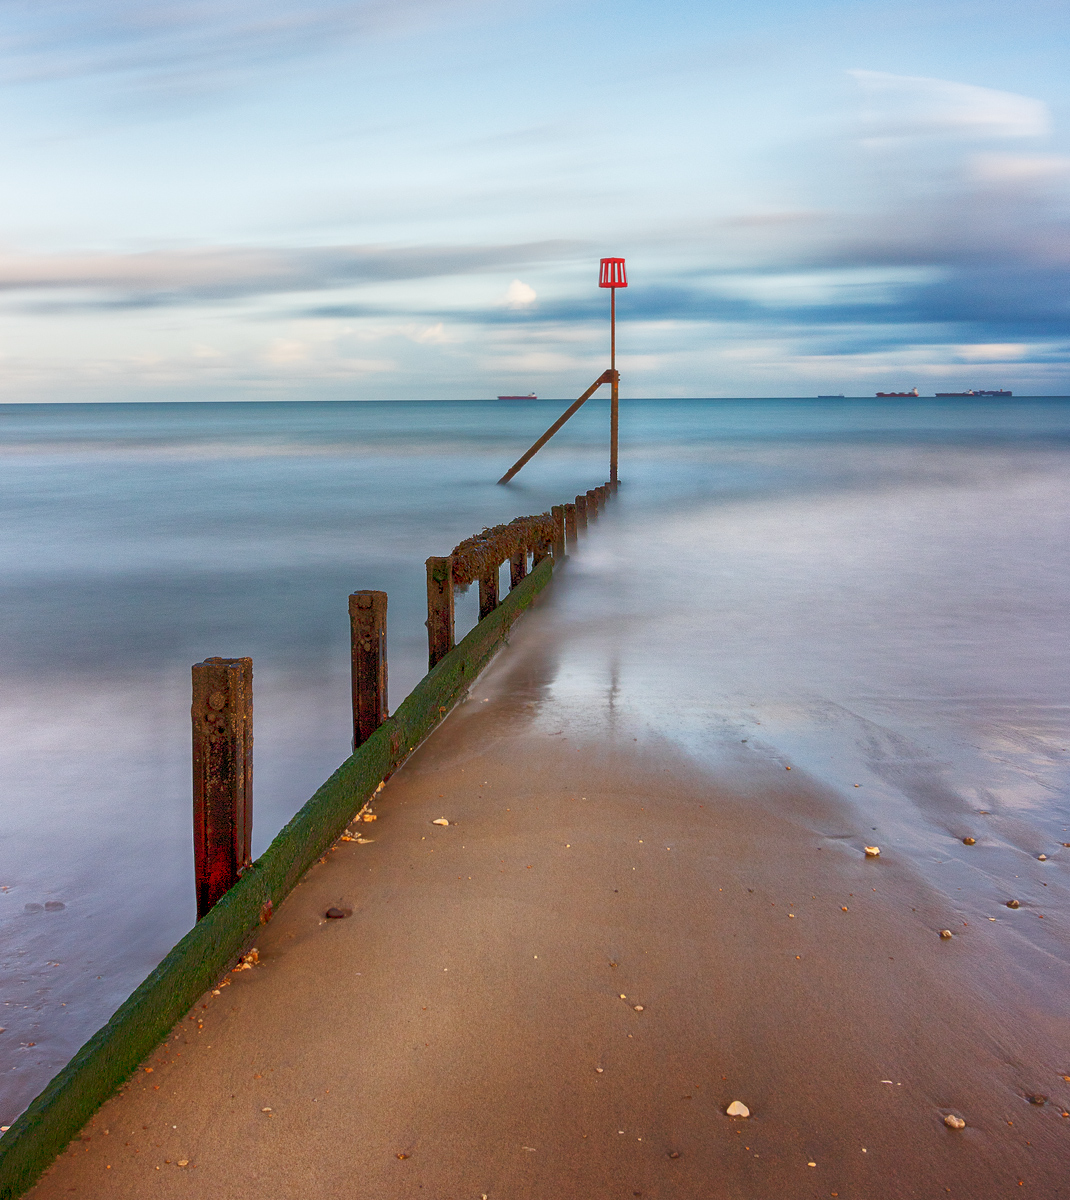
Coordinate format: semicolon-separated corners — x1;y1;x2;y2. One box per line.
876;388;919;397
497;393;537;400
818;394;845;398
934;389;1012;397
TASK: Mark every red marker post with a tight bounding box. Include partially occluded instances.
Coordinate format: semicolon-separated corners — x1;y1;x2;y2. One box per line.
599;257;627;484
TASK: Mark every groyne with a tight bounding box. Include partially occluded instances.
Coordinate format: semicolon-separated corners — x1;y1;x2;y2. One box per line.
0;483;616;1199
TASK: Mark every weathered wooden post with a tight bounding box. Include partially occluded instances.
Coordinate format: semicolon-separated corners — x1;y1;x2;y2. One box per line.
510;550;528;589
349;590;387;750
564;503;577;548
426;556;455;670
479;564;499;620
192;656;253;920
533;539;549;567
575;494;587;533
552;505;566;558
586;488;599;519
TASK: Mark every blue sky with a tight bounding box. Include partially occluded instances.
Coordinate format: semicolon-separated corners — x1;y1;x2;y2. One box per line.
1;0;1069;399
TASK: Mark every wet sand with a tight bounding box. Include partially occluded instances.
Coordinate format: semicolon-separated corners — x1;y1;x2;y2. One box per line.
27;580;1070;1199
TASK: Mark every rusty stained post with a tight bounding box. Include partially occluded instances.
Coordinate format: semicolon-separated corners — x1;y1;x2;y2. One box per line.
426;556;455;670
551;505;566;558
510;549;528;589
349;590;387;750
479;564;500;620
533;539;549;567
575;494;588;533
192;656;253;920
564;503;577;548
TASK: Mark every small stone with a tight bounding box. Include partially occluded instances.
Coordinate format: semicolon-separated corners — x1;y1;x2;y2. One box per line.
940;929;953;939
634;1005;644;1012
325;907;347;919
23;903;42;913
396;1152;410;1160
944;1114;966;1130
1007;900;1020;909
44;900;65;911
1037;854;1047;861
362;814;377;822
726;1101;750;1118
1027;1094;1047;1106
668;1150;681;1159
864;846;880;857
962;838;976;846
432;818;450;826
177;1160;189;1167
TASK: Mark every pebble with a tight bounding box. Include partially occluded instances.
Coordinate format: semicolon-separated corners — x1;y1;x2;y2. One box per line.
944;1114;966;1130
325;908;347;919
432;818;450;826
864;846;880;857
1028;1094;1047;1106
726;1101;750;1118
634;1005;644;1012
1006;899;1020;909
962;837;976;846
1037;854;1047;861
668;1150;681;1158
44;900;65;910
940;929;953;939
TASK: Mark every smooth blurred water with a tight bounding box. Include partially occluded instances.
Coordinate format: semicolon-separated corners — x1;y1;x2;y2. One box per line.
2;396;1069;1121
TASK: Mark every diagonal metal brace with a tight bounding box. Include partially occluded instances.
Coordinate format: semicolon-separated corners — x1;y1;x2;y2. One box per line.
497;370;616;485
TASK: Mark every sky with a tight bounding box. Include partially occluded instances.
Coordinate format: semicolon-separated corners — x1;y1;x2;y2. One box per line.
1;0;1069;400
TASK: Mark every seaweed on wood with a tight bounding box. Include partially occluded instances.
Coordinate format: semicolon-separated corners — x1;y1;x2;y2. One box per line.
450;512;553;587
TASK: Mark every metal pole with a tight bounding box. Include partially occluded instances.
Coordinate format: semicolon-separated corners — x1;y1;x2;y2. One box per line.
610;287;619;485
349;591;388;750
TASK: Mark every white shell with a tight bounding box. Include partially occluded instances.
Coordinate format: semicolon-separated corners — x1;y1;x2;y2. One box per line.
726;1101;750;1118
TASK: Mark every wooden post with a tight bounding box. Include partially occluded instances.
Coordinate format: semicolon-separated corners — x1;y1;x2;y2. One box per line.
533;539;549;567
192;657;252;920
552;505;566;558
510;551;528;589
575;494;588;533
586;488;599;519
565;503;577;548
479;566;499;620
349;590;387;750
426;556;455;670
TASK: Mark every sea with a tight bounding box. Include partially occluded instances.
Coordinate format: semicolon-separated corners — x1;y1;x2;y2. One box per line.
2;396;1069;1121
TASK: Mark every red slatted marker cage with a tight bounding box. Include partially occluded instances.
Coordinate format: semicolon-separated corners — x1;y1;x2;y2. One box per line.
599;257;627;482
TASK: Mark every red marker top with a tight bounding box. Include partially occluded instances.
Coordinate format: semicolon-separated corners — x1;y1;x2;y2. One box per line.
599;258;627;288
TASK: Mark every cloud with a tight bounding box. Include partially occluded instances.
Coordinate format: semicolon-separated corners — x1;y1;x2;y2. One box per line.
0;239;581;305
502;279;537;308
849;70;1049;140
0;0;481;94
969;153;1070;184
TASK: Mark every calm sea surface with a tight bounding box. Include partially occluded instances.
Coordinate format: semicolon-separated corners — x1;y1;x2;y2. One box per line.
2;397;1069;1120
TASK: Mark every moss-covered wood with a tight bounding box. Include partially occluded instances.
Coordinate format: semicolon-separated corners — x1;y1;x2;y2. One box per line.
0;556;553;1200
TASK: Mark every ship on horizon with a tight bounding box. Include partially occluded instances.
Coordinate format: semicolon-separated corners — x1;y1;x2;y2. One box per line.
876;387;919;397
934;389;1013;397
497;393;537;400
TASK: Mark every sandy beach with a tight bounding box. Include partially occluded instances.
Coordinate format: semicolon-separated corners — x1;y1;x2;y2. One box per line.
26;571;1070;1198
